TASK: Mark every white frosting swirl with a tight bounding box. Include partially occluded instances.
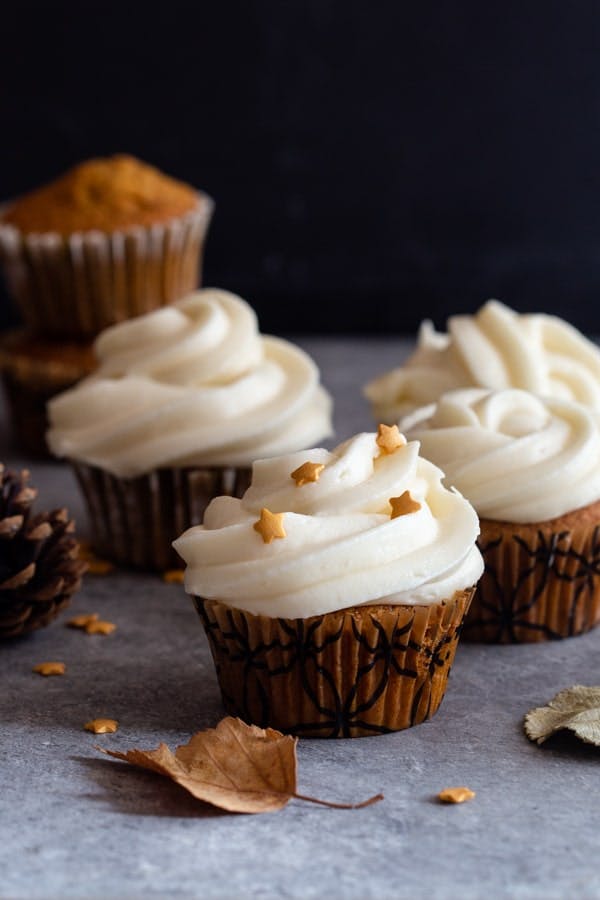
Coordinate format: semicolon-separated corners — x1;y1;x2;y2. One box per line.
173;432;483;618
402;388;600;523
47;289;333;476
365;300;600;422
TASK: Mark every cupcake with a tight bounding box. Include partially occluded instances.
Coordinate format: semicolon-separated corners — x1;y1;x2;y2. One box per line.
46;289;333;571
0;329;96;457
0;154;213;339
364;300;600;424
173;428;483;737
402;387;600;643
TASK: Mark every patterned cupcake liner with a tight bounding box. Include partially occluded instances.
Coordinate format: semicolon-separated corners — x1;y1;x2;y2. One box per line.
194;589;474;738
0;193;213;339
463;503;600;643
0;331;96;458
73;462;252;572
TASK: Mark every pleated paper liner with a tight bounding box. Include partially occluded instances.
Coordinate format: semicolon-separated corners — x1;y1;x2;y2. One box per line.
0;330;96;457
463;499;600;643
72;462;252;571
0;192;213;339
194;588;474;738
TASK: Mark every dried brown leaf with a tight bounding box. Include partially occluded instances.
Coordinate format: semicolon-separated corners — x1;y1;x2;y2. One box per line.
99;716;383;814
524;685;600;746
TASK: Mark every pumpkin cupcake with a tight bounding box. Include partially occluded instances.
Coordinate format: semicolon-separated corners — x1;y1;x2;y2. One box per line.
47;289;333;571
0;154;213;339
173;428;483;737
403;387;600;642
0;329;96;457
364;300;600;424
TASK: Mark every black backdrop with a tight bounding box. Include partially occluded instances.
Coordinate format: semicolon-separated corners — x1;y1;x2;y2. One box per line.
2;1;600;335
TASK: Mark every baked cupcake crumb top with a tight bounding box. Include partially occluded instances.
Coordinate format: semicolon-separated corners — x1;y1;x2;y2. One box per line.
2;154;200;235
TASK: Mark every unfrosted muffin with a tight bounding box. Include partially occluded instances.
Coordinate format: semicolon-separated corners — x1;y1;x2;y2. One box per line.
174;428;483;737
47;289;333;571
0;154;213;338
364;300;600;423
0;330;96;457
403;387;600;642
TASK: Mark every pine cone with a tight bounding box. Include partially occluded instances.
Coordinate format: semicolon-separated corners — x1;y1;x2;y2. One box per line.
0;464;87;638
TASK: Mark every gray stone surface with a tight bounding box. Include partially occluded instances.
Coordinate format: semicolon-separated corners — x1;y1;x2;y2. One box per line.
2;337;600;900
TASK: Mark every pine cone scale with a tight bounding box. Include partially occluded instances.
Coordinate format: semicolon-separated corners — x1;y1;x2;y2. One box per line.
0;467;87;639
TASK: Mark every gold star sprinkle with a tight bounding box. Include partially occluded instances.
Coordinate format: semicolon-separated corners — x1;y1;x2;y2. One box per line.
291;461;325;486
67;613;99;629
376;423;406;455
84;620;116;636
253;508;287;544
438;786;476;804
162;569;185;584
33;661;66;677
78;541;115;575
84;718;119;734
389;491;422;518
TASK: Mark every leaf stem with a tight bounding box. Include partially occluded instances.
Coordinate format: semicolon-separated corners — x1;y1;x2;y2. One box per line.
292;791;384;809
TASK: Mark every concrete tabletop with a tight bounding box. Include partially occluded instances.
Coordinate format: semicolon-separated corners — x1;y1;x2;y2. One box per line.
1;337;599;900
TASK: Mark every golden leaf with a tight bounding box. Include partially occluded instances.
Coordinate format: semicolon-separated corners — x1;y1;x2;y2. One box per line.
524;685;600;746
98;716;383;814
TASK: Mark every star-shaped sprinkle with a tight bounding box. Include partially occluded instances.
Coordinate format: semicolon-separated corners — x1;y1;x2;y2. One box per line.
162;569;185;584
78;541;115;575
438;786;476;804
291;461;325;486
67;612;99;629
85;620;117;635
376;424;406;455
253;508;287;544
33;661;66;677
84;718;119;734
389;491;422;518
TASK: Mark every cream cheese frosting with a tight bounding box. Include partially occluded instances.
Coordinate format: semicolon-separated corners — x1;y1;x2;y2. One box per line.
173;431;483;618
364;300;600;422
402;388;600;523
46;289;333;477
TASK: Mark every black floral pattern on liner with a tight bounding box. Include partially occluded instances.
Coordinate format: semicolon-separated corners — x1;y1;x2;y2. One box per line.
195;599;466;738
465;528;600;643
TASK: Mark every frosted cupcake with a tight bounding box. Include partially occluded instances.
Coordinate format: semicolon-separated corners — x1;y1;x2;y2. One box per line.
403;388;600;642
47;289;333;570
174;427;483;737
0;155;213;339
365;300;600;423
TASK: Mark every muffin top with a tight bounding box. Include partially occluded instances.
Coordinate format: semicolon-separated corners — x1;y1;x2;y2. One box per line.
0;330;97;386
364;300;600;422
402;387;600;523
173;428;483;618
1;154;200;235
46;289;333;476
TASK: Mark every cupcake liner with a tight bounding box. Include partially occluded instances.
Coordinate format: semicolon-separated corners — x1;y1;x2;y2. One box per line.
0;331;96;458
194;589;474;738
0;193;214;339
72;462;252;571
464;502;600;643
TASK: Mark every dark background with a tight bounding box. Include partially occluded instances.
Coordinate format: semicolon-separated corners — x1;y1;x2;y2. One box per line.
1;1;600;335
